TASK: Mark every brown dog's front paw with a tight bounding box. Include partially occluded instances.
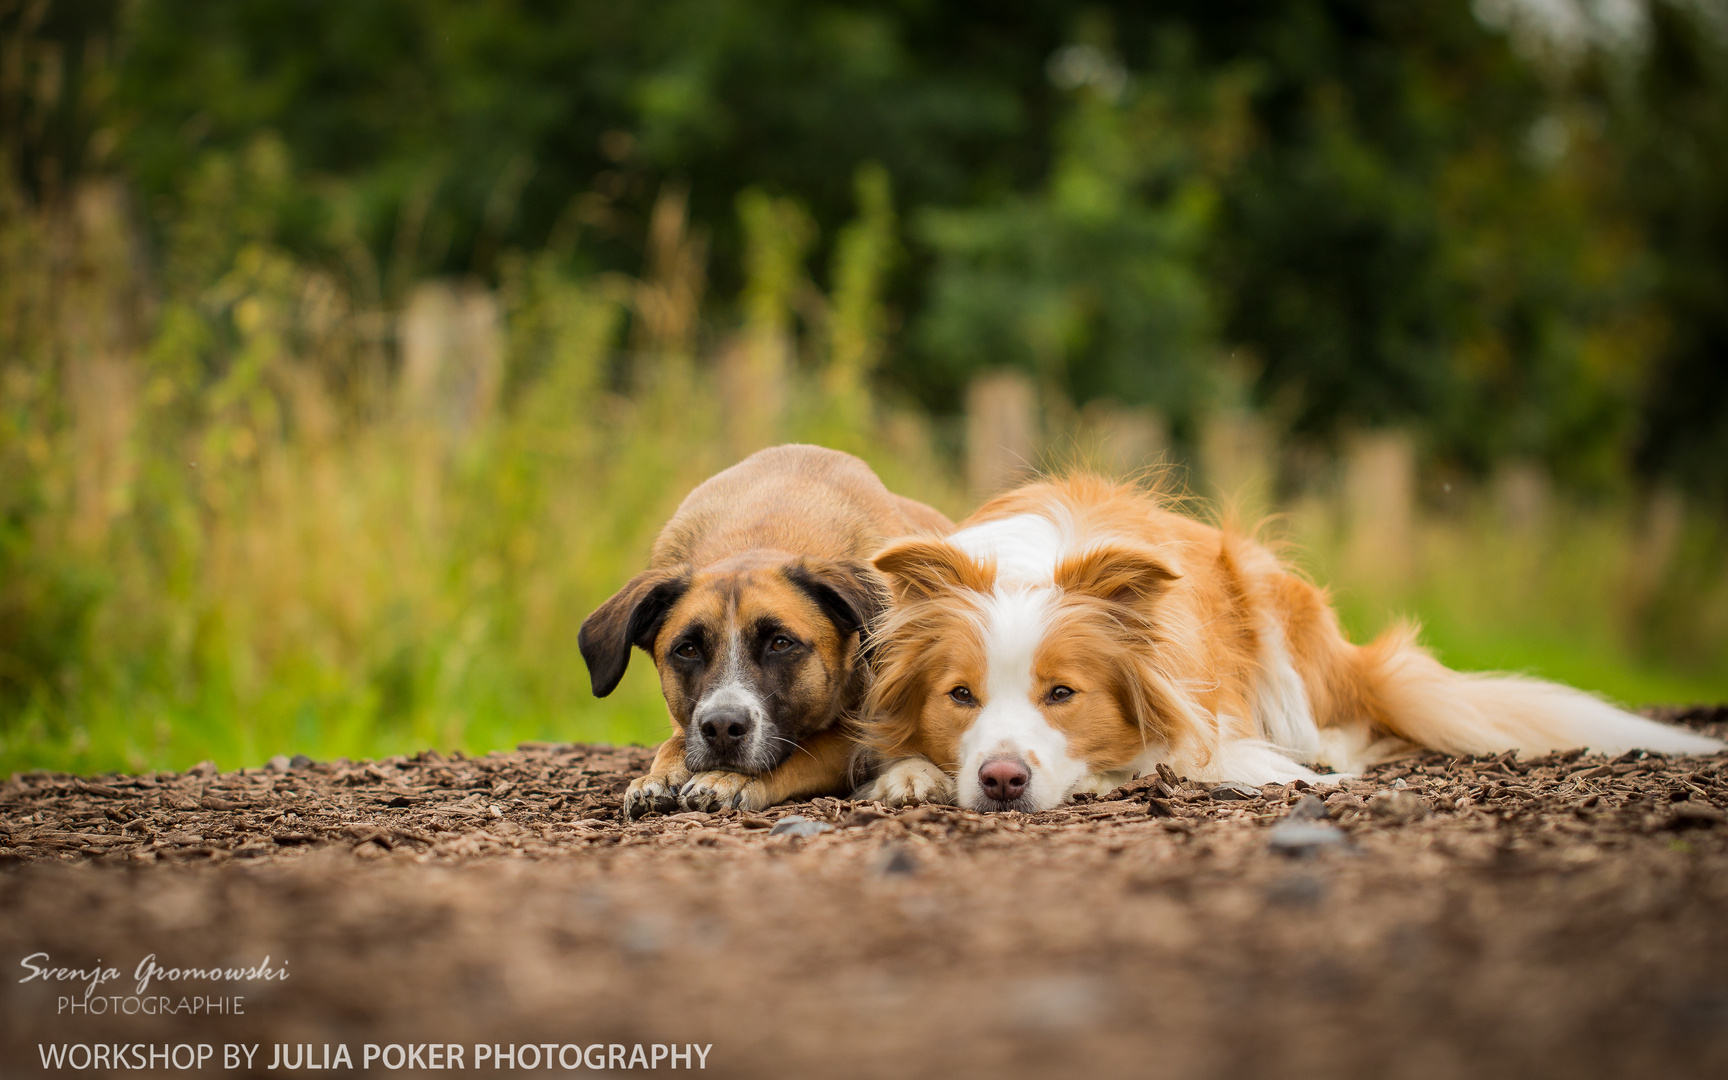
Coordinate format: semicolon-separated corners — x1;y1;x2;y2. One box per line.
679;771;768;813
624;766;691;820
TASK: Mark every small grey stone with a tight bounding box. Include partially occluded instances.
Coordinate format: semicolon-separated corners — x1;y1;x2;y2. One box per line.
266;755;292;774
289;753;314;770
1263;873;1327;907
1392;776;1409;789
1208;781;1260;801
768;815;834;838
1268;820;1347;856
878;847;918;876
1287;795;1329;821
1010;976;1102;1033
617;916;664;955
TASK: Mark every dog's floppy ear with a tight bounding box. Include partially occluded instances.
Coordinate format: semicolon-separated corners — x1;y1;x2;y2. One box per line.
871;538;994;601
1054;544;1179;606
784;558;889;640
578;565;692;697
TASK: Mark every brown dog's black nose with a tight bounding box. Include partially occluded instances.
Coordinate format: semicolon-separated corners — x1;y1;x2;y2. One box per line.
978;756;1031;804
697;708;753;756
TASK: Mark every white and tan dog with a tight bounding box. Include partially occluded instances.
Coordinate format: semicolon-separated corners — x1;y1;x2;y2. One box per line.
580;445;951;818
857;474;1722;812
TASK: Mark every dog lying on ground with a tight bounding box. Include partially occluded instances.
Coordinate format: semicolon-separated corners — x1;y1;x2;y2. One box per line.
580;444;952;818
855;474;1723;813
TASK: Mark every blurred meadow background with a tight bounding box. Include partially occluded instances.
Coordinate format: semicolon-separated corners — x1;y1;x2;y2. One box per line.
3;0;1728;775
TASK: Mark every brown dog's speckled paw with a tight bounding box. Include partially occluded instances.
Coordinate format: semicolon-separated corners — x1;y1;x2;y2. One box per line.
679;771;768;813
624;766;690;820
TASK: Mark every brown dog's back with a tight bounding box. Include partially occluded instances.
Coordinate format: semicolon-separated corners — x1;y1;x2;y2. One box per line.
651;444;949;569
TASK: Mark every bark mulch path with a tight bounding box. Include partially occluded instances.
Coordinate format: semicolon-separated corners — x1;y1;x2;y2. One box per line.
2;706;1727;1078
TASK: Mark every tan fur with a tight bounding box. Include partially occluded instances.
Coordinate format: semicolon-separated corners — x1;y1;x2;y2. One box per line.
874;537;1000;601
649;446;944;568
864;474;1721;798
580;445;952;817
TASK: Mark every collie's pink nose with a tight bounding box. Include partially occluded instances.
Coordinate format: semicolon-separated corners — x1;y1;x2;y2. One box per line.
978;757;1031;803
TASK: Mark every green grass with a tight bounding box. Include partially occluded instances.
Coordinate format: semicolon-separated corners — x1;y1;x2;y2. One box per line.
1302;501;1728;711
9;485;1723;779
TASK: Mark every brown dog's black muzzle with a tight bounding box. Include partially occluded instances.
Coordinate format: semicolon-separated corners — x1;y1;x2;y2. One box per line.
695;706;753;762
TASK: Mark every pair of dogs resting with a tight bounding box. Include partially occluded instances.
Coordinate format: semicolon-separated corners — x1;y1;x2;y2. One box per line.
579;446;1721;819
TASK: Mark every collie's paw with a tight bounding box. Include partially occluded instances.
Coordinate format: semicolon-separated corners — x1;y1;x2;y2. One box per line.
623;765;691;820
854;757;954;807
679;771;769;813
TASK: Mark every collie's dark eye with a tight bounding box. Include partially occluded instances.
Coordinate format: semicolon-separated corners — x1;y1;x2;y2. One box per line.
948;686;975;705
673;641;701;660
768;635;795;653
1047;685;1075;703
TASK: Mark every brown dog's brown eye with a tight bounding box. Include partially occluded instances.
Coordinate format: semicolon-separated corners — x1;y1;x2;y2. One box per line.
674;641;701;660
769;636;795;652
949;686;975;705
1047;685;1075;704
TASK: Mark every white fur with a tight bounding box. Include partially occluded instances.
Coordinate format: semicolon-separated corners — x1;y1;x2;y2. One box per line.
1252;616;1323;761
1126;731;1328;790
1369;644;1724;758
1313;725;1405;775
856;756;955;805
1075;768;1140;795
950;512;1067;586
954;585;1095;812
1197;736;1327;785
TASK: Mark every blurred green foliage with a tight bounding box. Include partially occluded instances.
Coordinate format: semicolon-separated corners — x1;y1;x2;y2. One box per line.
8;0;1708;497
915;37;1246;443
0;143;966;774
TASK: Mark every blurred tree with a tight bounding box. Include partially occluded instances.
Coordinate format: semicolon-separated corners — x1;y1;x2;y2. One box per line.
106;0;1085;294
1621;1;1728;502
912;28;1254;442
1193;0;1663;488
4;0;1724;501
0;0;124;205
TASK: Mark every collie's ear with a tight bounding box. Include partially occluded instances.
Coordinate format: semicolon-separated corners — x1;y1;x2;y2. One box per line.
872;538;994;601
784;558;888;640
1055;544;1178;606
577;565;692;697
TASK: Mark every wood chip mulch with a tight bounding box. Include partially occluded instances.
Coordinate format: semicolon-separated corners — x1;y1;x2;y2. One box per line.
2;706;1725;1079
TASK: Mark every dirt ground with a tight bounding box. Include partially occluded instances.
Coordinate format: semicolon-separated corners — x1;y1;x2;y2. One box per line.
3;706;1727;1079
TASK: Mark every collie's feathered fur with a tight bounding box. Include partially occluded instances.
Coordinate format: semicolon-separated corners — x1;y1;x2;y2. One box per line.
858;475;1721;812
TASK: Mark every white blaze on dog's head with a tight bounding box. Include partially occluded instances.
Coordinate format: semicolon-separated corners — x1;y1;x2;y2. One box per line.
952;584;1083;811
686;614;775;769
867;518;1181;812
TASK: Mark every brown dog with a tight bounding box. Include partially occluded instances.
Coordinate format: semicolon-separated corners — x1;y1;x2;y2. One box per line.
579;444;952;818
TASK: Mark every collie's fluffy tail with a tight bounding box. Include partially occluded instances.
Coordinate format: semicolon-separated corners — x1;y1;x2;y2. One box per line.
1359;624;1724;758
